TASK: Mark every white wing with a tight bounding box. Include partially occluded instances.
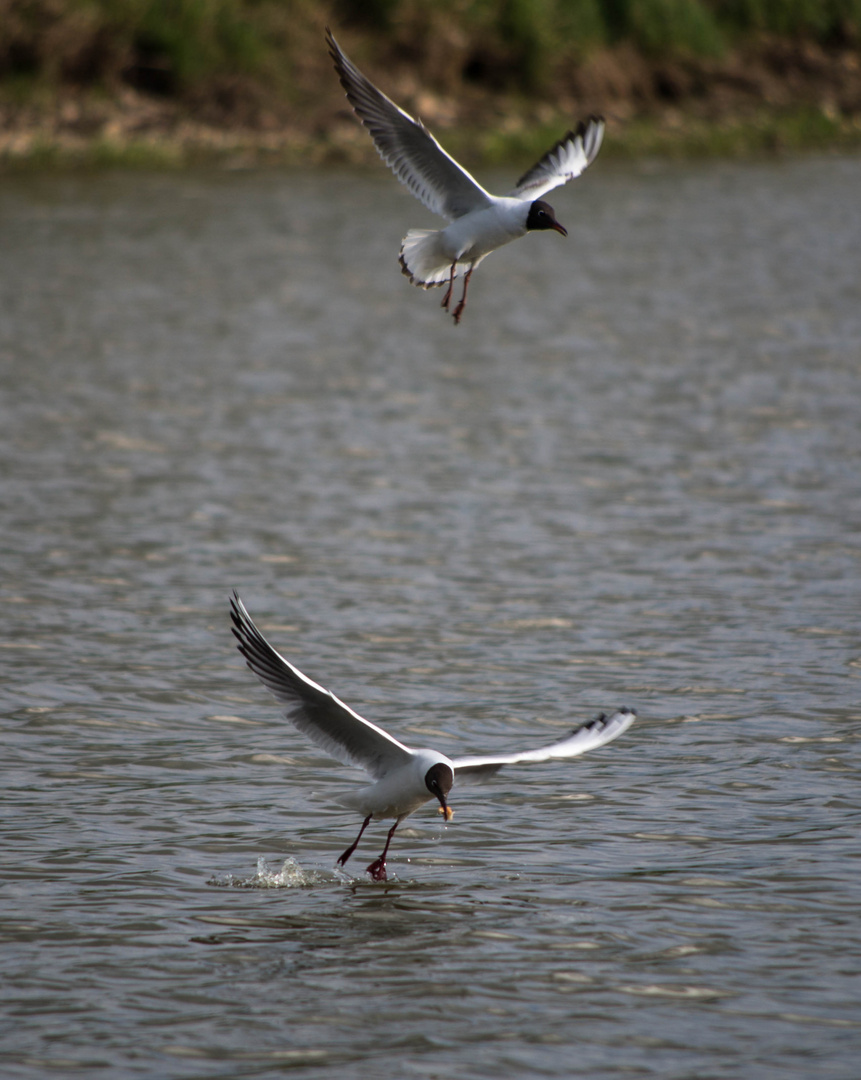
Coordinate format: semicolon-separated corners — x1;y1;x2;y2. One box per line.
230;593;413;780
327;28;492;221
452;708;635;785
510;116;605;201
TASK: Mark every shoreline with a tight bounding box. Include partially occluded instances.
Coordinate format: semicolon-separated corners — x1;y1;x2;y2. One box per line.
3;32;861;172
2;103;860;174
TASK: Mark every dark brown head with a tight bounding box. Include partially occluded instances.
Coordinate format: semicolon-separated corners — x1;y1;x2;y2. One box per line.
526;199;567;236
425;762;454;821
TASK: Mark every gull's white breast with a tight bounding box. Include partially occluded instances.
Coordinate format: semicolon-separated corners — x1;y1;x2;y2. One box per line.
340;748;454;820
441;199;530;263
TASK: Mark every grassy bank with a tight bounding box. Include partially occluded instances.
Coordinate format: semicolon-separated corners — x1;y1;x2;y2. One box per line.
2;0;861;168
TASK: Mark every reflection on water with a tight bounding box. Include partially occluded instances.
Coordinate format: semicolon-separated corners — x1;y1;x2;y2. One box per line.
1;155;861;1079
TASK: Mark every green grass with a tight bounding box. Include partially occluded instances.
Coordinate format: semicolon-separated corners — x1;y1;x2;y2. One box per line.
450;104;861;169
3;0;861;98
2;106;859;174
2;0;861;169
607;107;861;158
717;0;861;40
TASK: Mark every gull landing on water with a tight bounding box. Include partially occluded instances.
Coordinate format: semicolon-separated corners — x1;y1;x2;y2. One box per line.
230;593;635;881
327;28;605;324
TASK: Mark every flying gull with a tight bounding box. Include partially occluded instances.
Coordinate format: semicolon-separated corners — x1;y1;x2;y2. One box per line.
231;593;634;881
327;29;604;324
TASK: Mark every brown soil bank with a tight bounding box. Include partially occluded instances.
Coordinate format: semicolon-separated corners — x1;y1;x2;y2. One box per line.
1;1;860;167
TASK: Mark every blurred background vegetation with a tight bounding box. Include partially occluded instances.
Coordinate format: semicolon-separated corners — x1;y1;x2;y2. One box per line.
1;0;860;165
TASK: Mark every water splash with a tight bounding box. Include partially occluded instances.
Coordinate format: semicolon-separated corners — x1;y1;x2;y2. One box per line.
208;856;342;888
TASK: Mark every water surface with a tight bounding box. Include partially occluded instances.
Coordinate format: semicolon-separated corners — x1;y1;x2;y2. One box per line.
1;155;860;1078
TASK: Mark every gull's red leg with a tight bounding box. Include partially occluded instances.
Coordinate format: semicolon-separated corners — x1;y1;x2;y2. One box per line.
441;262;456;311
365;817;402;882
452;266;474;324
337;814;372;868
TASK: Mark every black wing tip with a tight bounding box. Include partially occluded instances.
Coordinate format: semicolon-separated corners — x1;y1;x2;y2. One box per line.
555;116;604;145
229;591;268;657
514;116;605;189
229;590;247;630
574;713;605;735
581;113;605;130
325;27;343;77
325;26;357;89
551;114;606;149
228;593;255;654
229;594;296;692
325;27;384;123
570;115;605;140
557;116;605;154
570;706;636;737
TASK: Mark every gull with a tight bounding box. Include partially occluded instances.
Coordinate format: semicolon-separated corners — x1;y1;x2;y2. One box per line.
230;593;635;881
327;28;604;324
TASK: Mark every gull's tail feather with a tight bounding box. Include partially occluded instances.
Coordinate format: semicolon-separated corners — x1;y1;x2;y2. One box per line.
399;229;461;288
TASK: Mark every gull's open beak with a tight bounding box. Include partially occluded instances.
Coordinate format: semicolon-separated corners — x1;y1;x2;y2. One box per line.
551;221;568;237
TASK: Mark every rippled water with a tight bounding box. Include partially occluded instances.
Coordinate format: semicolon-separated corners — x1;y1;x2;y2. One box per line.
2;154;860;1079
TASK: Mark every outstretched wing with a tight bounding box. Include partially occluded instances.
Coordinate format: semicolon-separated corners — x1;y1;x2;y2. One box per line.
327;28;492;221
510;116;605;201
230;593;413;780
452;708;635;785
